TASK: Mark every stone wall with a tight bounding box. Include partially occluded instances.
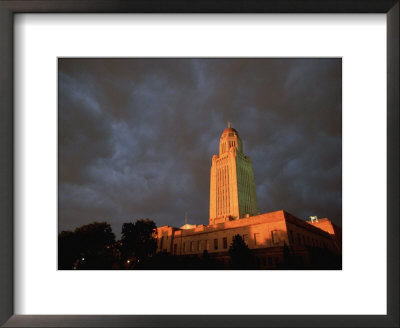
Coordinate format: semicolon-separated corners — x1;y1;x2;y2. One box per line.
157;210;339;258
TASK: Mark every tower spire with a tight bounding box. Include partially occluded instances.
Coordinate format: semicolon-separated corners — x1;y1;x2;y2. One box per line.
228;121;231;128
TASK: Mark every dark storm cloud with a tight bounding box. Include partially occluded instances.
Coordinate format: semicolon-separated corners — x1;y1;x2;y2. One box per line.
58;58;342;237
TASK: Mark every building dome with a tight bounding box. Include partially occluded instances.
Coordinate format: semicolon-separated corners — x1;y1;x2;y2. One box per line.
221;121;238;136
222;127;239;136
219;122;243;155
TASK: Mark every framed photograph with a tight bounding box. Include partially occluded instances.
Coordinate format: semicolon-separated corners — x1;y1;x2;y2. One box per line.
0;1;398;327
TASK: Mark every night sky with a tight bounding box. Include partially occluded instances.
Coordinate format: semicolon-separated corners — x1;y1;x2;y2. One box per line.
58;58;342;237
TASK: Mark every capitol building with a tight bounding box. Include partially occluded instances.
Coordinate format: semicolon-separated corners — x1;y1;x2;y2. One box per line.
156;124;341;268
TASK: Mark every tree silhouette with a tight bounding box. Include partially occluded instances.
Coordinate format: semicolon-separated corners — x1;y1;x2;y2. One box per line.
58;230;79;269
58;221;116;270
120;222;135;262
120;219;158;264
279;241;294;269
229;234;256;269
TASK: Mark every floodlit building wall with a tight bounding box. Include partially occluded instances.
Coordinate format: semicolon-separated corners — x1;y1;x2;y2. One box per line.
156;210;339;260
306;218;342;252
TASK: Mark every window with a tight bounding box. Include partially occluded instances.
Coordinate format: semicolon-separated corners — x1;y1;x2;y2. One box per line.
205;240;210;250
289;231;294;244
214;238;218;250
254;233;260;245
297;233;301;245
190;241;194;252
223;237;228;249
173;244;177;254
268;257;272;266
242;234;249;244
303;235;306;245
197;241;201;251
160;236;164;249
271;231;280;244
263;258;266;266
183;243;186;253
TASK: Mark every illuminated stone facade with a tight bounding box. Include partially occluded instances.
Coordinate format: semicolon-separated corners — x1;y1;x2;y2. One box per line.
157;211;341;268
209;123;258;225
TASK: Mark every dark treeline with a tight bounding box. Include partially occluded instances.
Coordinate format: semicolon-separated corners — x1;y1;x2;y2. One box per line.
58;219;157;270
59;219;341;270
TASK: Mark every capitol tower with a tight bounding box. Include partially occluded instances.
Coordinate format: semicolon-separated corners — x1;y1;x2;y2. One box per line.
209;123;258;225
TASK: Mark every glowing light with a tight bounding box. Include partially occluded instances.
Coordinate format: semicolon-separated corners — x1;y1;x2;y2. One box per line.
127;260;130;263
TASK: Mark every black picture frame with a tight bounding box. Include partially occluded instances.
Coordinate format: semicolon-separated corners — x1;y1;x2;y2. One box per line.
0;1;398;327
